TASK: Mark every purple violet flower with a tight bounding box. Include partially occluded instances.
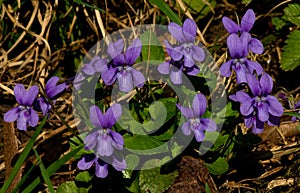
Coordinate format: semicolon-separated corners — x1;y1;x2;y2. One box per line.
229;73;283;133
220;33;263;83
4;84;39;131
34;76;66;116
77;154;126;178
84;104;124;157
176;93;217;142
166;18;205;68
222;9;264;54
101;39;145;92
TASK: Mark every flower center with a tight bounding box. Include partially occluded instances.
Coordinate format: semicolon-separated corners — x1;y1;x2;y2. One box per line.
190;118;200;130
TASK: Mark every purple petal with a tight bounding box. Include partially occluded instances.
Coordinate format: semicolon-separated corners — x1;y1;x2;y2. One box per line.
90;105;105;128
17;110;29;131
252;118;264;134
235;68;247;84
227;34;243;58
93;57;107;72
192;93;207;117
260;73;273;96
131;68;145;88
22;85;39;106
181;121;191;135
246;73;261;96
183;55;195;68
229;91;251;103
257;101;269;122
170;68;183;85
110;130;124;150
200;118;217;132
113;54;126;66
168;22;185;43
171;45;184;61
249;38;264;54
268;114;281;126
82;63;96;75
266;96;283;117
220;60;233;77
245;60;263;75
182;18;197;42
194;129;205;142
95;161;108;178
107;39;124;59
244;116;254;128
241;9;255;32
176;104;194;119
84;131;98;150
240;100;254;116
97;134;114;156
118;70;133;92
191;45;205;62
105;104;122;128
125;38;142;65
222;17;240;34
158;62;170;74
102;68;118;85
77;154;96;170
112;158;127;171
47;82;66;99
4;107;20;122
36;98;51;116
28;108;38;127
14;84;26;104
45;76;60;92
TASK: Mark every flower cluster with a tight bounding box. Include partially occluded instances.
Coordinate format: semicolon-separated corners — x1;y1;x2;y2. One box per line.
158;18;204;84
221;9;284;133
220;9;263;84
77;104;126;178
75;38;145;93
4;76;66;130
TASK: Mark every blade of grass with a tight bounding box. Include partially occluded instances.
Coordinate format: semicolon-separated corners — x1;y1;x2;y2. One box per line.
21;144;84;193
0;116;47;193
73;0;104;12
33;148;55;193
148;0;182;25
284;111;300;117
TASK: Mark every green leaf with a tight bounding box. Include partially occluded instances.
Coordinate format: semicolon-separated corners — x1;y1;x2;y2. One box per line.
205;183;212;193
148;0;182;25
124;134;168;155
283;3;300;26
139;160;178;193
33;149;55;193
75;171;92;183
143;101;167;132
56;181;78;193
0;116;47;193
284;111;300;117
140;30;165;62
280;30;300;71
204;157;229;175
272;17;288;30
182;0;216;19
125;154;140;171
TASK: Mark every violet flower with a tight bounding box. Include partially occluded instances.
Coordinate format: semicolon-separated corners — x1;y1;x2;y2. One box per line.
84;104;124;157
4;84;39;131
220;33;263;83
230;73;283;133
101;39;145;92
167;18;205;67
34;76;66;116
222;9;264;54
77;154;126;178
177;93;217;142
